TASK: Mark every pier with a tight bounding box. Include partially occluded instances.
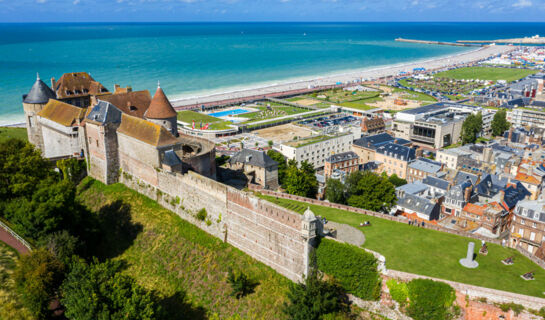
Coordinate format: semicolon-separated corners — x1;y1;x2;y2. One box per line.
395;38;482;47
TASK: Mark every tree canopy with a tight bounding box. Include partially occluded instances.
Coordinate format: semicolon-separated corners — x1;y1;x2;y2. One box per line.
325;178;346;204
345;171;396;212
461;112;483;145
491;109;511;137
283;160;318;198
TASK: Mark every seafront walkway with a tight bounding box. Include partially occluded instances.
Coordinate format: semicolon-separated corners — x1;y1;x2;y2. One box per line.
171;45;511;110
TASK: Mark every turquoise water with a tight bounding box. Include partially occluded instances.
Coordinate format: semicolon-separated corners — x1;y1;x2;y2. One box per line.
209;109;251;117
2;22;545;124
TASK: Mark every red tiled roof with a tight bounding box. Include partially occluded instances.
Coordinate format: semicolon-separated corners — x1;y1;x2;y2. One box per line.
144;86;177;119
515;172;540;185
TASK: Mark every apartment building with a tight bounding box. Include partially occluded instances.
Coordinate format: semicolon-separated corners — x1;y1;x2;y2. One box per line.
508;107;545;128
278;133;354;169
510;199;545;255
374;142;416;179
407;157;444;183
324;151;359;178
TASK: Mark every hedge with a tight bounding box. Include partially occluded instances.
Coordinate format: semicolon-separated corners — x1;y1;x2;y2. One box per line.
315;238;381;300
407;279;456;320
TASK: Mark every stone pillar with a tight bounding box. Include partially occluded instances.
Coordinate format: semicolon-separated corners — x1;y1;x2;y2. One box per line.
459;242;479;268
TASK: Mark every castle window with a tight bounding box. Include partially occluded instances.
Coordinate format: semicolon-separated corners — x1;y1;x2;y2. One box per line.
129;106;137;111
28;116;33;127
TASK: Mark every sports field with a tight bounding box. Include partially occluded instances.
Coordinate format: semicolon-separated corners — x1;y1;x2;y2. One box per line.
177;111;232;130
434;67;538;82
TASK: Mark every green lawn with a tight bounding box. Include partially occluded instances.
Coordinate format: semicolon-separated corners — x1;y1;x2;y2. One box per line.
0;242;32;319
0;127;27;142
77;179;291;319
338;100;376;110
177;111;233;130
240;104;308;124
391;87;437;102
259;195;545;298
434;67;538;82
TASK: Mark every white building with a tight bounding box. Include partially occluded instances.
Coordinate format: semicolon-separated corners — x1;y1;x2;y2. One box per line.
508;108;545;128
436;148;472;170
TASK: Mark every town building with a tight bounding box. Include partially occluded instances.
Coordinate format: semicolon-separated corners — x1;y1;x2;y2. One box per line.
324;151;359;178
510;199;545;255
461;202;508;237
351;133;410;165
436;148;472;170
361;116;385;134
278;133;354;169
226;149;279;189
374;142;416;179
407;157;444;183
508;107;545;128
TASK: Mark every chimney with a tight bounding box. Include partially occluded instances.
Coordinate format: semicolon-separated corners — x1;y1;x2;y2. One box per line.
508;127;514;141
51;77;56;89
394;139;398;144
464;185;472;202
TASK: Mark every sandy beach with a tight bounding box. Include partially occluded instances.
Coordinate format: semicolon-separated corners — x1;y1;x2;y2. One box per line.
171;45;512;109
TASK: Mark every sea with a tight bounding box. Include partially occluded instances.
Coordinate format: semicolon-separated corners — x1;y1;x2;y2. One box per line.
2;22;545;125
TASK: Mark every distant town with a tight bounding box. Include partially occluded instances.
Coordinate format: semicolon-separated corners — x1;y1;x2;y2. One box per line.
3;44;545;319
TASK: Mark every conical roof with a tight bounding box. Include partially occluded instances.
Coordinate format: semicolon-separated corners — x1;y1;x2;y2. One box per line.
144;84;177;119
23;74;56;104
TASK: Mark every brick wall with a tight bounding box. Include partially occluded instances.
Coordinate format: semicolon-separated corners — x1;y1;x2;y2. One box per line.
119;170;310;282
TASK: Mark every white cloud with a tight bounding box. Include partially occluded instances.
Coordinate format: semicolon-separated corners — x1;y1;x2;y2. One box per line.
73;0;80;4
513;0;532;7
36;0;46;3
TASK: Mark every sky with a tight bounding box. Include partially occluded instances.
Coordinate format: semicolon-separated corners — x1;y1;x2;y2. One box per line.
0;0;544;22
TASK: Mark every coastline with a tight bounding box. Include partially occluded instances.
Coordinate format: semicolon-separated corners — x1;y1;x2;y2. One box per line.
170;45;512;109
1;45;512;127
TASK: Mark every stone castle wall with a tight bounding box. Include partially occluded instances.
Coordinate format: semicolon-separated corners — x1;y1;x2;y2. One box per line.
118;169;309;282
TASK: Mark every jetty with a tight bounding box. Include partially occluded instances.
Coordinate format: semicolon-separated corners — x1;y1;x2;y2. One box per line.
457;35;545;45
395;38;481;47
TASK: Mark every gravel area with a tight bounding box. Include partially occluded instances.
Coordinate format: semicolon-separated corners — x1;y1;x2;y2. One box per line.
326;221;366;246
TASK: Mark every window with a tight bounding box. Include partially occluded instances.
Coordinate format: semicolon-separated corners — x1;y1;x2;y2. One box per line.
530;232;536;241
28;116;33;127
519;228;524;236
521;219;525;225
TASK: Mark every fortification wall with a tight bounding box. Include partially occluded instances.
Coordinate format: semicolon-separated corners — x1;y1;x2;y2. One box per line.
119;169;308;282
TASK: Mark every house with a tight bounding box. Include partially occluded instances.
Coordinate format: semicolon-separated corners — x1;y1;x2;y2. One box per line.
510;199;545;256
442;179;474;218
278;133;354;169
462;202;508;236
515;172;542;200
422;176;450;196
227;149;279;190
351;132;410;164
361;116;385;134
374;143;416;179
395;193;441;221
324;151;359;178
407;157;444;183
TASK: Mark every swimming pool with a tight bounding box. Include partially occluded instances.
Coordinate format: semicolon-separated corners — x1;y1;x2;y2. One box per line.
209;108;250;118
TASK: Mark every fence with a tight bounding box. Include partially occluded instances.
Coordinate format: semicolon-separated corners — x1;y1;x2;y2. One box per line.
253;187;545;270
0;219;32;254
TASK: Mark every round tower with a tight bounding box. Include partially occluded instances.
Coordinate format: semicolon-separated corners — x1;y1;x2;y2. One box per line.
22;73;56;151
144;82;178;137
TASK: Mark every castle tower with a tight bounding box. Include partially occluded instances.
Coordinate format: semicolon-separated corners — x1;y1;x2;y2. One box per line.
144;82;178;137
22;73;56;151
301;207;318;277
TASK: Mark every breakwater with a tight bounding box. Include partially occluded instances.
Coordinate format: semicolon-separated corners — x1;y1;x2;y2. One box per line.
395;38;482;47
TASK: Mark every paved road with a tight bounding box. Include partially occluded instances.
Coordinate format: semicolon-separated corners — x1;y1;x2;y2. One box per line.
0;227;30;254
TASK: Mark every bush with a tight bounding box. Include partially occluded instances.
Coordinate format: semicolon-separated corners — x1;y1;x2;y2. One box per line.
407;279;456;320
196;208;207;221
316;239;381;300
227;269;256;299
499;302;525;316
386;279;408;306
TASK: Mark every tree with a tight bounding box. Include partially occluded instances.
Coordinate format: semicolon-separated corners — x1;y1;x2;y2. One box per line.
283;252;346;320
227;268;256;299
346;171;396;212
40;230;80;265
283;160;318;198
325;179;345;204
61;258;160;320
14;249;65;319
461;112;482;145
491;109;511;137
267;150;287;186
386;173;407;188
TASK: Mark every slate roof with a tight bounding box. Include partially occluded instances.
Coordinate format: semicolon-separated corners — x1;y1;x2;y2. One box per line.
422;176;450;191
454;171;479;186
117;113;178;147
54;72;109;99
515;199;545;222
38;99;86;127
475;173;507;197
446;179;473;202
396;181;429;195
86;100;122;125
396;193;437;218
163;149;182;167
376;143;416;162
144;86;177;119
229;149;278;169
409;158;442;174
100;90;152;119
325;151;359;164
353;133;410;149
23;75;56;104
502;182;531;210
398;103;446;115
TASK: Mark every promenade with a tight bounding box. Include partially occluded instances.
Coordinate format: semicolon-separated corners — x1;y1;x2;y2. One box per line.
171;45;512;110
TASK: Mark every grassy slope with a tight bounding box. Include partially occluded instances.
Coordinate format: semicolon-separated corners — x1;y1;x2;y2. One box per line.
0;127;27;143
177;111;232;130
260;195;545;298
77;178;291;319
435;67;538;82
0;242;33;320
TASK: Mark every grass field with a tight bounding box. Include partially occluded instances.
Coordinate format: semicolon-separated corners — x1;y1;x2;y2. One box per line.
0;127;27;142
77;178;291;319
391;87;437;102
241;104;308;124
0;242;32;320
177;111;233;130
259;195;545;298
434;67;538;82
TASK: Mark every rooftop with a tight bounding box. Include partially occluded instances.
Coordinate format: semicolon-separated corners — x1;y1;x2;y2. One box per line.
38;99;86;127
409;157;443;174
325;151;359;164
229;149;278;168
23;74;56;104
54;72;109;99
515;199;545;222
376;142;416;162
117;113;178;147
86;100;122;125
100;90;151;119
144;85;177;119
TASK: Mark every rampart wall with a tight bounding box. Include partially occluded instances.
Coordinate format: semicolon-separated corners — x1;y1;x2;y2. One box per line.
119;169;309;282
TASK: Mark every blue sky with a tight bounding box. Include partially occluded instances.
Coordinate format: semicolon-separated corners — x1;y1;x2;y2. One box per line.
0;0;544;22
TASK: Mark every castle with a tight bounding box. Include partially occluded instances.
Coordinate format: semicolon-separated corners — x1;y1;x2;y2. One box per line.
21;72;317;282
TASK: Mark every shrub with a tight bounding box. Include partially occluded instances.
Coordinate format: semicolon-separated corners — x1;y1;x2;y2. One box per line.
196;208;207;221
499;302;525;316
406;279;456;320
227;269;255;299
316;239;381;300
386;279;408;306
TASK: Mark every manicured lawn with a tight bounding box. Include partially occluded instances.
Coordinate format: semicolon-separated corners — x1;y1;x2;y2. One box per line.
77;178;291;319
0;127;27;142
259;195;545;298
240;104;308;124
391;87;437;102
0;242;32;319
177;111;233;130
339;100;376;110
435;67;538;82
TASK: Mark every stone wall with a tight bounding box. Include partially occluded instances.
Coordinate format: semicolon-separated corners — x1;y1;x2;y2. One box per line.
119;169;310;282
